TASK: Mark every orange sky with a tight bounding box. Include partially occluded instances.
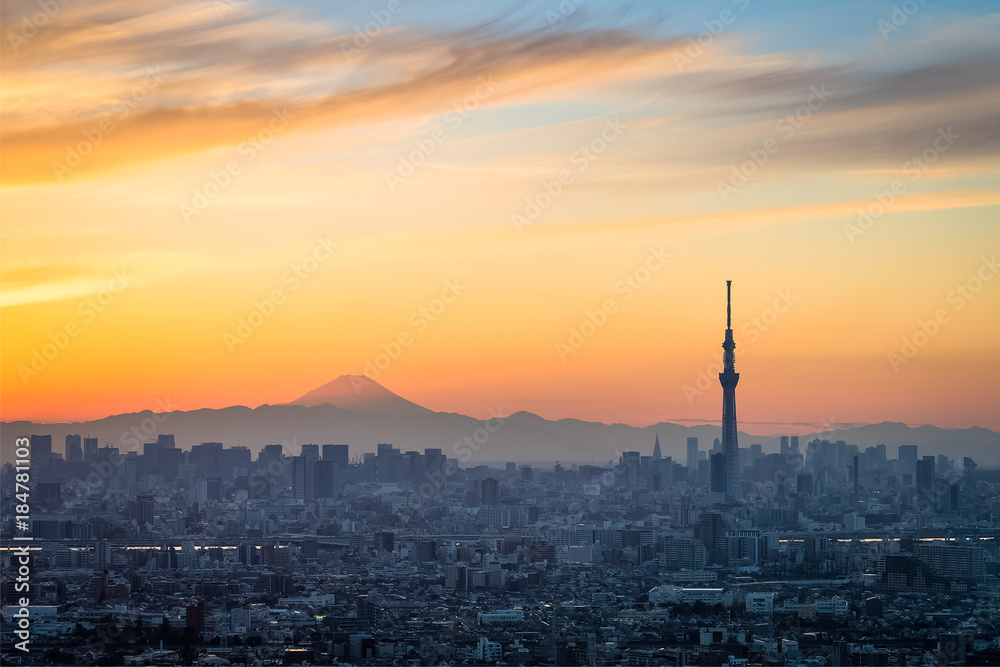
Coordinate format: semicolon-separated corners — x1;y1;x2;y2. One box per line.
2;0;999;433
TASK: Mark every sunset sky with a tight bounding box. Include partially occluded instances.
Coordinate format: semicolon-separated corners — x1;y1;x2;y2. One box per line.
2;0;998;434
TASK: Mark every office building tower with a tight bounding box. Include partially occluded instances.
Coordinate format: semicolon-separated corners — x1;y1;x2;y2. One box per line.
292;455;314;501
315;460;339;499
916;455;935;492
84;437;99;461
687;437;699;468
65;434;83;463
31;434;53;466
322;444;350;467
481;478;499;507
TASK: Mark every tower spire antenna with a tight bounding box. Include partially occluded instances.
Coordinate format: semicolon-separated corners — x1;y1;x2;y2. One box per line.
726;280;732;329
719;279;741;502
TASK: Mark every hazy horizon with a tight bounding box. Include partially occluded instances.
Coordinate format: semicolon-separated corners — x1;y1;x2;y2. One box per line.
4;0;999;432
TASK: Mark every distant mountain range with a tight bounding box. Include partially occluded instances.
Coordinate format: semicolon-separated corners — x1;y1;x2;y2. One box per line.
4;375;999;465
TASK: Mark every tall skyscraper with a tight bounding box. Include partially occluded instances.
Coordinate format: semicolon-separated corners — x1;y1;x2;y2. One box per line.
686;437;699;468
916;455;935;492
719;281;742;501
481;478;499;507
65;434;83;463
322;444;350;467
83;437;99;461
653;434;661;461
31;434;52;466
292;456;314;501
710;452;726;493
899;444;918;486
314;460;339;499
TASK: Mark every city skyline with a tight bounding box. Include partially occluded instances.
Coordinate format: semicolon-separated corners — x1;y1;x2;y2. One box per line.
4;2;1000;663
2;0;999;431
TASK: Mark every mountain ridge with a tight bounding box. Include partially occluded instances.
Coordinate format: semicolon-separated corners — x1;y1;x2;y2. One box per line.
4;376;998;464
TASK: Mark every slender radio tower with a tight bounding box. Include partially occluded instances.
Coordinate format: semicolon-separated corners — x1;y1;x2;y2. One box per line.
720;280;742;502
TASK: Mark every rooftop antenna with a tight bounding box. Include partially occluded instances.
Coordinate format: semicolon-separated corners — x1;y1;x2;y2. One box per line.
726;280;732;329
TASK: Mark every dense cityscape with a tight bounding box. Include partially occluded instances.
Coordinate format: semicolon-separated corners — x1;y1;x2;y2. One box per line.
3;286;999;666
3;424;1000;665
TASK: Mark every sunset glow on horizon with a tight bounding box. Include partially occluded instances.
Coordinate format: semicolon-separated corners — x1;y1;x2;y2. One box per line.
2;0;999;434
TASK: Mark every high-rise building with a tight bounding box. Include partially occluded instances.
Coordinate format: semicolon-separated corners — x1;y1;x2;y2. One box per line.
481;478;500;507
322;444;350;467
695;512;727;565
653;434;662;461
687;437;699;468
718;281;742;501
186;600;206;634
621;452;641;488
374;532;395;552
710;453;726;493
916;456;935;492
315;460;339;499
292;456;314;501
898;444;918;485
31;435;52;466
95;540;113;571
65;435;83;463
83;437;99;461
